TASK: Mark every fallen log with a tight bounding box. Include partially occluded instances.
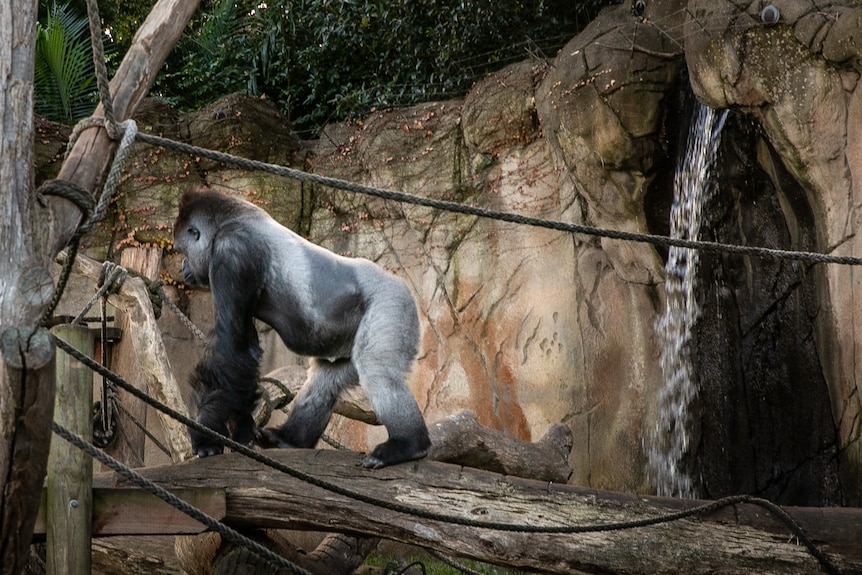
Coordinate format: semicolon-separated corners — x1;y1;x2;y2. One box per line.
258;364;573;483
124;449;861;575
177;409;574;574
428;410;572;483
258;365;377;425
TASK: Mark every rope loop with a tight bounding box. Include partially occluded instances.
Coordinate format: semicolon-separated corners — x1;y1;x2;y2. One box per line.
37;179;95;222
97;261;128;295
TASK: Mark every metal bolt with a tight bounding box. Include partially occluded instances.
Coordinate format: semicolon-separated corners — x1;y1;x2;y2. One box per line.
760;5;780;26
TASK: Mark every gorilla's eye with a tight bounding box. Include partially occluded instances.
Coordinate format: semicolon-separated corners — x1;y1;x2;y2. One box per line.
188;226;200;241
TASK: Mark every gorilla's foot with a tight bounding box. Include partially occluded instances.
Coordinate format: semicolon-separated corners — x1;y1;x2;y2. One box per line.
190;429;226;457
360;437;430;469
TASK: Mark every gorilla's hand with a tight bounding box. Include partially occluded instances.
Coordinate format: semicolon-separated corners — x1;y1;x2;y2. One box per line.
181;258;208;287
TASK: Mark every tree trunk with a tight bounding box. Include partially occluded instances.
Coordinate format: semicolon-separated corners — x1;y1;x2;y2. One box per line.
0;3;56;573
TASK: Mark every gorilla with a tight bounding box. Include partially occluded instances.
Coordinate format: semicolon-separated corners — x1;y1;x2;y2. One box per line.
172;189;431;468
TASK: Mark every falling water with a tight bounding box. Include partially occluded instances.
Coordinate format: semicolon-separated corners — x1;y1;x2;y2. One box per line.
648;102;728;498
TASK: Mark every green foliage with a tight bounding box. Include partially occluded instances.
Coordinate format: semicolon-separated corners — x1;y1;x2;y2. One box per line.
34;2;97;124
149;0;613;135
95;0;614;135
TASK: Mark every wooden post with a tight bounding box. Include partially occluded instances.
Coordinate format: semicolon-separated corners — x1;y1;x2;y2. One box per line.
47;324;95;575
0;328;56;575
104;247;164;467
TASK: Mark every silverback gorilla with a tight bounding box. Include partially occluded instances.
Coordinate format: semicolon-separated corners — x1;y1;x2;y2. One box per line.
173;189;431;468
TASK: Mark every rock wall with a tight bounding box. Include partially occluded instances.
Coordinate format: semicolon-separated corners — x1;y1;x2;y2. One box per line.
682;0;862;503
38;0;862;503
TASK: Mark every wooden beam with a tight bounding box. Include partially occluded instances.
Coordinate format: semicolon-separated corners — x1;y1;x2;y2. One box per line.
116;450;862;575
33;488;226;537
47;0;202;257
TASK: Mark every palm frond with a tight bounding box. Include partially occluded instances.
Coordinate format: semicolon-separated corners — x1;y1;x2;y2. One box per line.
34;2;97;124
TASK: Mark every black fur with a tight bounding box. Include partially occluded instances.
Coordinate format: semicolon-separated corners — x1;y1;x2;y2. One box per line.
173;189;431;467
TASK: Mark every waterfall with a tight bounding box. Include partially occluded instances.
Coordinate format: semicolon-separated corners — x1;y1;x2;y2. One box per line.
648;102;728;498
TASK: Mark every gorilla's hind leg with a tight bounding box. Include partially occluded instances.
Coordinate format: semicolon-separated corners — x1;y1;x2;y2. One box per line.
359;380;431;469
353;361;431;469
352;291;430;468
262;358;358;448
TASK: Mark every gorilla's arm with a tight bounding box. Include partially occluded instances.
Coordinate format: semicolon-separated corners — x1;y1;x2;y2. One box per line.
188;231;266;456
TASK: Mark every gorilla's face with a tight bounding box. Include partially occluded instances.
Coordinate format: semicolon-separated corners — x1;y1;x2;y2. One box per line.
173;212;210;287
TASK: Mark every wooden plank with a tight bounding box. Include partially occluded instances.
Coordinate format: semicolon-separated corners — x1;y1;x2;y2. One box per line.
33;488;226;537
47;325;95;575
119;449;862;575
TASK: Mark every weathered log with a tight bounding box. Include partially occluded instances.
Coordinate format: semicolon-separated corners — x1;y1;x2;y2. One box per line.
91;537;182;575
131;449;860;575
179;529;378;575
0;5;57;573
258;366;378;425
59;251;192;462
104;247;164;468
2;1;199;572
428;410;572;483
259;371;574;482
182;408;573;575
0;329;56;575
48;0;201;257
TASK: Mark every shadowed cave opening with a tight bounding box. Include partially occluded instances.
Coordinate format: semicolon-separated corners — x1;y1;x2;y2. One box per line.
644;91;843;506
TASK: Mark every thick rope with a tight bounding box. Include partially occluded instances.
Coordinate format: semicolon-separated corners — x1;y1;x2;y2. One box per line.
160;290;206;340
83;0;117;137
50;334;841;574
71;261;127;325
39;119;138;327
51;422;315;575
39;0;139;326
135;131;862;268
37;182;95;325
